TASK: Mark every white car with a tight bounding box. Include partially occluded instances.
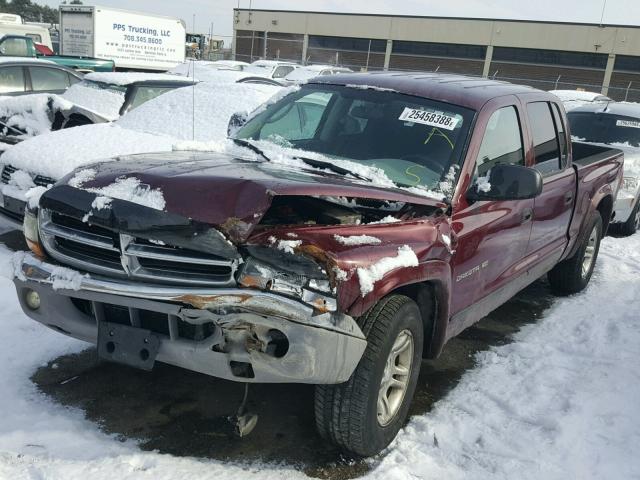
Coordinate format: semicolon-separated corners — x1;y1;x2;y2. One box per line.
0;81;281;222
244;60;300;80
550;89;612;112
282;65;352;85
567;102;640;235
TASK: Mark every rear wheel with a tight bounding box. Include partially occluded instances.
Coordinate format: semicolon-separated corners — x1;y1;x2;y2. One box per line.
548;212;603;295
314;294;423;457
617;201;640;237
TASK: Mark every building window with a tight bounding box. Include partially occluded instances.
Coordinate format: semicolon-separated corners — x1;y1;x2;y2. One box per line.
614;55;640;73
493;47;608;69
392;41;486;60
308;35;386;53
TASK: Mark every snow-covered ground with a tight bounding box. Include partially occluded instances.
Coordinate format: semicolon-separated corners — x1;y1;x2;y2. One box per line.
0;225;639;479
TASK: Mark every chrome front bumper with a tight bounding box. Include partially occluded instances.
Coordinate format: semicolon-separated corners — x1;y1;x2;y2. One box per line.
13;252;367;384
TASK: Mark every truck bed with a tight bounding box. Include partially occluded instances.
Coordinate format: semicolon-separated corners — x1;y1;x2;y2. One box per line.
572;141;623;167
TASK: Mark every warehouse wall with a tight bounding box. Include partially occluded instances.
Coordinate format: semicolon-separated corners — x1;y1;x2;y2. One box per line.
233;10;640;99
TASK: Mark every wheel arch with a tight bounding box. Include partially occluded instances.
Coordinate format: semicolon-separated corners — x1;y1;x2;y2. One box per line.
596;194;614;233
393;280;449;359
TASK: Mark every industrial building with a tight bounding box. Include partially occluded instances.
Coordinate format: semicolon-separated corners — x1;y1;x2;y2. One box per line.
232;9;640;101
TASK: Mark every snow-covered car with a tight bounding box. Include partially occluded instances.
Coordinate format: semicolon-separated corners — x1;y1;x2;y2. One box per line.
0;80;281;222
170;60;250;76
0;72;197;145
282;65;352;85
244;60;300;80
550;89;612;111
567;102;640;235
170;62;284;86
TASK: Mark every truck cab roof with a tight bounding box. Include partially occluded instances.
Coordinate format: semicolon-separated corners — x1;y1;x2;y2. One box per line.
311;71;544;111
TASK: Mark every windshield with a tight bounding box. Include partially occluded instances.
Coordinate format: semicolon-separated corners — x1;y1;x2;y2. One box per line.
568;112;640;147
234;84;475;194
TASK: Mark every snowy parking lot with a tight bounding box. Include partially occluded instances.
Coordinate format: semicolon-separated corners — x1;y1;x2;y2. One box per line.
0;217;638;479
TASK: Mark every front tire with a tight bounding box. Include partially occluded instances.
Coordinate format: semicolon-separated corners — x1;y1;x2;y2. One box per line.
548;212;603;295
314;294;423;457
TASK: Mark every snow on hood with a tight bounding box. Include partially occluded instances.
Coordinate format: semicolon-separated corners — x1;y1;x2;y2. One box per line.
1;124;174;180
0;82;280;182
0;94;73;137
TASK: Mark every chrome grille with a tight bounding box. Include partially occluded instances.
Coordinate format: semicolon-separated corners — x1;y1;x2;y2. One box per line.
39;209;238;286
1;164;55;187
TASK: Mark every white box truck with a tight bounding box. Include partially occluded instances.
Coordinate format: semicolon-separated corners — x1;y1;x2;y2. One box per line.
59;5;186;71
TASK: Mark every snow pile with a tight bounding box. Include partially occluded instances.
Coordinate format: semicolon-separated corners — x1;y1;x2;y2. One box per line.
83;72;194;86
90;196;112;211
61;82;126;122
0;169;37;204
476;173;492;193
81;177;166;211
68;168;97;188
345;84;396;93
367;215;401;224
11;250;87;291
549;90;610;112
0;230;639;477
118;82;279;142
370;235;640;480
0;124;175;180
269;236;302;254
357;245;419;296
25;186;49;209
333;234;382;246
0;94;73;137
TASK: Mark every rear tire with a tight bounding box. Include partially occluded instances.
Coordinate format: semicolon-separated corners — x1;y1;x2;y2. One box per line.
616;201;640;237
548;212;603;296
314;294;423;457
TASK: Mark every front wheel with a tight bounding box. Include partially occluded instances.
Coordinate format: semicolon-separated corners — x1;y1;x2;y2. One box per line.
548;212;603;295
314;294;423;457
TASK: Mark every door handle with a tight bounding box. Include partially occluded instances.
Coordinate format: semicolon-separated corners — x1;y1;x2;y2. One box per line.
564;191;574;205
521;208;533;224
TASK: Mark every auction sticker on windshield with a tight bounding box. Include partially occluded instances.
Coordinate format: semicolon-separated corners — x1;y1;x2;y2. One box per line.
617;119;640;129
399;107;460;131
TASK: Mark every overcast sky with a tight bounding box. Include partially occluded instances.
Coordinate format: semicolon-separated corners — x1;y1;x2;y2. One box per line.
38;0;639;40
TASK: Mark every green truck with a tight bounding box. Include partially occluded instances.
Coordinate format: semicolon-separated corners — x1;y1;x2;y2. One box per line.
0;34;114;72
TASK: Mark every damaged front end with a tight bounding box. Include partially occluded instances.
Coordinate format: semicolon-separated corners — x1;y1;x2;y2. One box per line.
16;171;448;383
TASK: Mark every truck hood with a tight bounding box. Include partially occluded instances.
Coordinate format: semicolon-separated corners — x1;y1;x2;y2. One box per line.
55;151;447;243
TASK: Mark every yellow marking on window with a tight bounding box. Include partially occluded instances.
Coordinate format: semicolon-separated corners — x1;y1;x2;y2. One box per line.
405;165;427;186
424;128;455;150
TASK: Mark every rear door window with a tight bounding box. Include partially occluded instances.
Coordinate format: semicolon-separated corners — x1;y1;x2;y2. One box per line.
29;66;70;92
0;66;26;93
273;66;295;79
476;106;524;176
527;102;562;175
128;86;175;110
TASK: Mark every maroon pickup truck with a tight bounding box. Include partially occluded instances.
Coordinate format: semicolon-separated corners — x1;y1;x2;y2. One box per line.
13;73;623;456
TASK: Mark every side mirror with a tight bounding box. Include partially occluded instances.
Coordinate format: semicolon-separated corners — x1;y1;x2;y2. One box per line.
227;111;248;137
467;164;543;202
